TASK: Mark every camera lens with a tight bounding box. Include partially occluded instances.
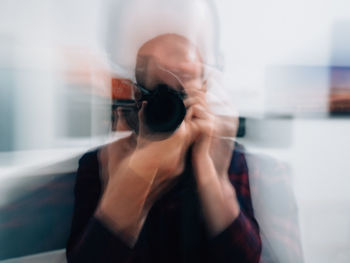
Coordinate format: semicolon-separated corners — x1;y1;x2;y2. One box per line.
143;84;186;133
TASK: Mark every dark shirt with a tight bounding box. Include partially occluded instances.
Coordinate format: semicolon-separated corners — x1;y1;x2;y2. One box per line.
66;144;261;263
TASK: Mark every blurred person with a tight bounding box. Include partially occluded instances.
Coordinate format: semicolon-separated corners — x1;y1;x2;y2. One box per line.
66;33;261;263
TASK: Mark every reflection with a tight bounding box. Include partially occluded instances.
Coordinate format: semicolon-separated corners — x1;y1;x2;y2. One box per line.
66;31;262;263
2;0;341;262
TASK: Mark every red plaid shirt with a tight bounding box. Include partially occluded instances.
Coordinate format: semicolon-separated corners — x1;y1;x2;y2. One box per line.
66;144;261;263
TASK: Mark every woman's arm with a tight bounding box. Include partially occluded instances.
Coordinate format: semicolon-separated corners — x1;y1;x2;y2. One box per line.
193;145;262;263
66;151;133;263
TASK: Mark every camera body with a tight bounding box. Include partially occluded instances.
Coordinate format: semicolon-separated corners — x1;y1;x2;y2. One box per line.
140;83;186;133
112;78;186;135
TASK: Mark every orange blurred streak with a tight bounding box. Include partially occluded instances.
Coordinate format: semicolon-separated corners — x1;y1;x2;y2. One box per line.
60;46;112;98
111;78;134;100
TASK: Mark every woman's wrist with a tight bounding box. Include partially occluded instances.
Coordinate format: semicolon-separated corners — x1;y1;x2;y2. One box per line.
192;151;217;187
96;162;154;246
128;150;159;183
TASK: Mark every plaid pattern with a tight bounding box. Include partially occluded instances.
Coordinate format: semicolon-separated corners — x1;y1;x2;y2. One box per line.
66;146;261;263
245;152;304;263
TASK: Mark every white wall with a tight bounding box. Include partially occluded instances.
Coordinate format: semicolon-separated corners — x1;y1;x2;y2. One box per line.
240;118;350;263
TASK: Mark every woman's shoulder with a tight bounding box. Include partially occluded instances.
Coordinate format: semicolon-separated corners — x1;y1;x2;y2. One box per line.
79;135;133;170
77;136;135;184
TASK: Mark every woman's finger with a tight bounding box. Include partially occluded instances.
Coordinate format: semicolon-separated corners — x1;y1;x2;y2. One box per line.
184;96;208;109
189;104;212;120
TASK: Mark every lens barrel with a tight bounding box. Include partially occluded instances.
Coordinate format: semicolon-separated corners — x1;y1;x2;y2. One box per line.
142;84;186;134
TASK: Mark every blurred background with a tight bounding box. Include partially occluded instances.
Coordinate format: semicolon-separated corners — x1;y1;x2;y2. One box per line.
1;0;350;262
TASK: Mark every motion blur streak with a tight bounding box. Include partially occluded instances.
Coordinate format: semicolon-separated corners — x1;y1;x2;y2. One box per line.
1;0;350;262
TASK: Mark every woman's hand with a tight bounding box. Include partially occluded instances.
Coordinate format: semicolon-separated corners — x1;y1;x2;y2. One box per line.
184;82;238;178
96;101;192;246
130;101;190;181
183;83;241;236
183;85;216;159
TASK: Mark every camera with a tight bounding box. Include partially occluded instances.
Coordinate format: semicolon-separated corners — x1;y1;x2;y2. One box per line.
138;83;186;133
112;79;186;135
